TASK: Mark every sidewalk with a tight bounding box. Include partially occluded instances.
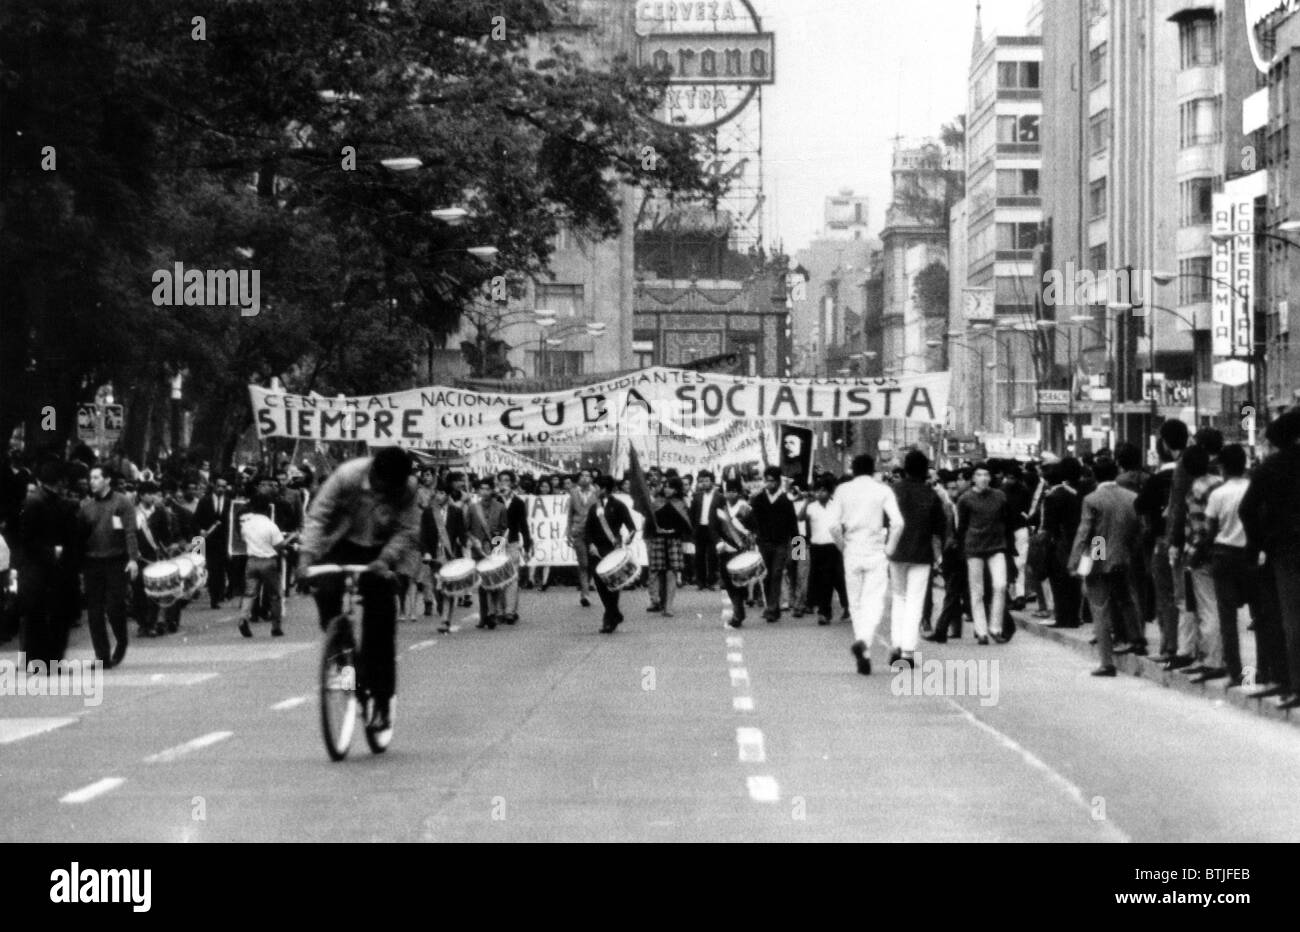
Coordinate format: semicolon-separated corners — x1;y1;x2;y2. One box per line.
1012;605;1300;728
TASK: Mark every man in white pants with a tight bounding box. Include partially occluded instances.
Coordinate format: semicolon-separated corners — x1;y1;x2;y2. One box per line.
831;453;904;676
888;450;948;668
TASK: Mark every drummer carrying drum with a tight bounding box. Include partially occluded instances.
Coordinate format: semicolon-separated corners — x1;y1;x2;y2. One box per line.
585;476;637;633
712;478;757;628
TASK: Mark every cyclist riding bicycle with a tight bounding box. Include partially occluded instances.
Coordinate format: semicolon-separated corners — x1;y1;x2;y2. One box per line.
297;447;421;732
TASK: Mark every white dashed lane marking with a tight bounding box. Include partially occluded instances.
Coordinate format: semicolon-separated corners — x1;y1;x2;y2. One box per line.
0;718;77;744
60;777;125;804
736;727;766;763
747;775;780;803
729;667;749;687
106;672;218;687
143;731;233;764
271;697;307;711
726;652;743;663
733;696;755;712
409;640;437;651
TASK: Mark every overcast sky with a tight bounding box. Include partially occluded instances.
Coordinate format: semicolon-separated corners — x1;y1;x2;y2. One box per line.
751;0;1035;252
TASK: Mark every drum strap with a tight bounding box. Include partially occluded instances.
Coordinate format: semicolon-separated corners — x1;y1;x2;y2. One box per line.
595;505;618;549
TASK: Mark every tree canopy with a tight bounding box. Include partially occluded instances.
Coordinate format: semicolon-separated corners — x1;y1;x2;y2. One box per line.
0;0;721;461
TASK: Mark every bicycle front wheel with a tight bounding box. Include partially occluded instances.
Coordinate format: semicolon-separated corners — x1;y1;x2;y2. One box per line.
320;615;358;761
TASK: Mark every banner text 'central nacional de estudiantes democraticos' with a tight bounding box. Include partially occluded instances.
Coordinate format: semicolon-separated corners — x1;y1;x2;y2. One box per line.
249;367;951;452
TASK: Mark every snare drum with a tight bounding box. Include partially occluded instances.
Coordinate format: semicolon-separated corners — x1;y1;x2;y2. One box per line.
173;555;198;597
726;551;766;587
476;554;515;591
143;561;184;605
438;558;480;595
595;548;639;591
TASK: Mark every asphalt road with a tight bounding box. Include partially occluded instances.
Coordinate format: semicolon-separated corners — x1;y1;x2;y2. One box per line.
3;580;1300;842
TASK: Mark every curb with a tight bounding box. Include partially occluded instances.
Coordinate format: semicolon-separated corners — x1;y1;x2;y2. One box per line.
1012;611;1300;729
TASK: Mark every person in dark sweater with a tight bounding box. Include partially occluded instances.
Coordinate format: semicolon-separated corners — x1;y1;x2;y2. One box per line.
77;465;140;668
585;476;637;633
1042;457;1084;629
1135;423;1182;662
888;450;948;667
1240;408;1300;708
958;463;1011;644
1000;462;1032;611
749;466;799;623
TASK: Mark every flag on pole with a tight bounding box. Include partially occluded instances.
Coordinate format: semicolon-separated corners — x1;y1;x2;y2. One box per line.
626;443;662;536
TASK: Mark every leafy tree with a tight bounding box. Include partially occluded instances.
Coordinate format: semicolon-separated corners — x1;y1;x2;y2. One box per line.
1;0;721;462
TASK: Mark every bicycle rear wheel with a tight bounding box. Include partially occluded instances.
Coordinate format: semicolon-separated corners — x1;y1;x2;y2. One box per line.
320;615;358;761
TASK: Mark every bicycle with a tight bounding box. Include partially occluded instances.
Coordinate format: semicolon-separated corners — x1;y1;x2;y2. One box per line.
303;563;396;761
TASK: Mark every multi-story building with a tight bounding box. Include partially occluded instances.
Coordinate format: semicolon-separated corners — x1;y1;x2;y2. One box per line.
1248;2;1300;418
1038;0;1256;452
822;189;871;241
958;6;1043;450
435;1;638;386
791;197;878;378
877;140;955;458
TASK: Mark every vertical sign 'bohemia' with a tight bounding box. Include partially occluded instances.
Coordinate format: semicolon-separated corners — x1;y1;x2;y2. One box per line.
1211;193;1234;358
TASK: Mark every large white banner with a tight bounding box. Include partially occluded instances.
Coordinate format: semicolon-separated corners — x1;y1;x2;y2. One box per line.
466;445;558;476
610;420;774;475
250;367;951;452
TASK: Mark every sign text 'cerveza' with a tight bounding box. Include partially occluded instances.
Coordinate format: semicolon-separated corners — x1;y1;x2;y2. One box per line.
249;366;950;451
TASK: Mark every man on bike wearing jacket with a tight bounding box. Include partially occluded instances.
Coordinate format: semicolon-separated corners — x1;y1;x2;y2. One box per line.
297;447;421;732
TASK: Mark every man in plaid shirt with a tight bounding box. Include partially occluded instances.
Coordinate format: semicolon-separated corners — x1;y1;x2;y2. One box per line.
1180;440;1224;681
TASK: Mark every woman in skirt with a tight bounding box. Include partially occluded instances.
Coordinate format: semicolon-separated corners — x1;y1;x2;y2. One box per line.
647;477;693;617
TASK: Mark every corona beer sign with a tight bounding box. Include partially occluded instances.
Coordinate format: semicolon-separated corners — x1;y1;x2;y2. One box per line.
636;0;773;131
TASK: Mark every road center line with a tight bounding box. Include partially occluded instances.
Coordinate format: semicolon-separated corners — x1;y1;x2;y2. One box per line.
747;775;780;802
944;699;1131;842
271;696;307;711
60;777;125;804
736;726;766;763
143;730;233;764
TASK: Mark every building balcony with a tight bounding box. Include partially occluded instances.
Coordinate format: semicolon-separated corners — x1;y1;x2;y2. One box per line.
996;142;1040;158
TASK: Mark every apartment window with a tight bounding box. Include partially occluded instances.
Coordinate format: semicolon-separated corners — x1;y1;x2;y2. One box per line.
1179;16;1219;68
1088;109;1110;154
1179;176;1216;226
996;222;1038;251
996;114;1039;143
1089;244;1107;272
1089;178;1108;219
996;168;1039;197
535;282;585;318
997;60;1040;90
1088;42;1107;88
1178;257;1212;305
995;275;1036;307
1179;96;1221;148
634;349;655;369
529;349;586;378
